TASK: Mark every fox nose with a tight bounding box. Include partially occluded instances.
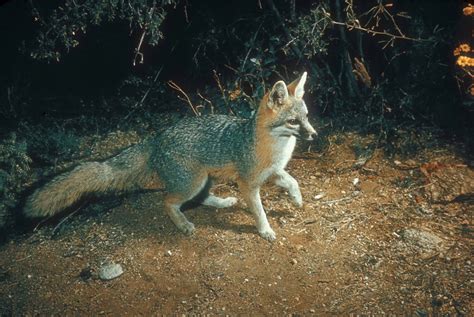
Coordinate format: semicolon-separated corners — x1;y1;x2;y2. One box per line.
305;126;317;141
305;131;317;141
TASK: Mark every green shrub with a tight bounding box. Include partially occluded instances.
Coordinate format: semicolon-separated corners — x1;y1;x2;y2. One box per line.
0;133;31;229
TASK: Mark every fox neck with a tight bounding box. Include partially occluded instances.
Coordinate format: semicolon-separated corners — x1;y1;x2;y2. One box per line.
253;104;296;174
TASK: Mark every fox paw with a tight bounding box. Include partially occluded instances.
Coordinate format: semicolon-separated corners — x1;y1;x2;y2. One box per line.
290;192;303;208
203;196;238;208
259;228;276;241
221;197;238;208
178;221;195;236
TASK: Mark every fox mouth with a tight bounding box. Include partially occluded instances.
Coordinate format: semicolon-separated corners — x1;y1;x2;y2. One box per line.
297;134;314;141
293;131;315;141
270;126;316;141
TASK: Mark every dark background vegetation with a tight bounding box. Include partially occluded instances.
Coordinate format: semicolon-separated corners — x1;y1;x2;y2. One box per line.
0;0;472;231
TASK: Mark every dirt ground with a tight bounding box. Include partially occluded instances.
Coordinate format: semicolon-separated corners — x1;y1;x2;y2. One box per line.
0;131;473;315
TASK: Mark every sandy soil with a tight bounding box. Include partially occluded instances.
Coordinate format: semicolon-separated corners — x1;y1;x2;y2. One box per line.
0;131;473;315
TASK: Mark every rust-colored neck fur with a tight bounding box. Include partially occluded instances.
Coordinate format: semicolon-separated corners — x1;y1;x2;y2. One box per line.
252;92;279;180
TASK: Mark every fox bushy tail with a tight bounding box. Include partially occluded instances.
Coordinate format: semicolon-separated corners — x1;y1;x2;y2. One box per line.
24;143;154;218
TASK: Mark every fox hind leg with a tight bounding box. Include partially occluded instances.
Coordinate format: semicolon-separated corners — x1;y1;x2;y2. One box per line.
193;178;237;209
164;175;209;235
164;199;196;235
202;195;238;208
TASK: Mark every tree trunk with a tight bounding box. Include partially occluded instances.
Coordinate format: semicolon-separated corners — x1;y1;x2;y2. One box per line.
334;0;360;99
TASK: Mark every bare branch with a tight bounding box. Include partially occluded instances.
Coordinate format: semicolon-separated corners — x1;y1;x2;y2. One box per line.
132;6;155;66
213;70;235;116
168;81;199;116
133;29;146;66
124;66;163;121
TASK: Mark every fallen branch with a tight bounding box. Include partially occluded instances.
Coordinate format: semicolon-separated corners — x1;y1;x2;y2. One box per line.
51;201;87;237
321;191;360;205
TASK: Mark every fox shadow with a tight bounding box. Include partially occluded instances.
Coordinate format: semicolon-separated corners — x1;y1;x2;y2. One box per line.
2;186;295;247
184;200;293;237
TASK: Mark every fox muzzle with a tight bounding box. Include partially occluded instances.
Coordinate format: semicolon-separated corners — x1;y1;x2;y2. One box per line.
300;122;317;141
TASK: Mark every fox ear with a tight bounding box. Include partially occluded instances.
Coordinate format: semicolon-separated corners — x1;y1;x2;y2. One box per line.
268;80;289;110
287;71;307;99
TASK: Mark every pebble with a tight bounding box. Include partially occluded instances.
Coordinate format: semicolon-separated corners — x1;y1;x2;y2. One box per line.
399;228;445;254
99;263;124;280
314;193;325;200
290;258;298;265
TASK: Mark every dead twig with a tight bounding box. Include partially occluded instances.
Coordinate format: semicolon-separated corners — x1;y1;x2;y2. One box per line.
133;29;146;66
33;217;50;232
321;191;360;205
197;92;214;114
51;202;87;237
294;218;318;227
132;7;155;66
213;70;235;116
352;57;372;88
15;254;33;262
331;21;430;43
167;80;199;116
124;66;163;121
265;0;320;77
334;0;360;98
240;21;264;72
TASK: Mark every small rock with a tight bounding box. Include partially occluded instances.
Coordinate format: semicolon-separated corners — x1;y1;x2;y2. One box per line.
290;258;298;265
398;228;445;254
99;263;124;280
165;250;172;257
352;177;360;186
314;193;325;200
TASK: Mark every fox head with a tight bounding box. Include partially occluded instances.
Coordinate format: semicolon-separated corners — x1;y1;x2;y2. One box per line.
261;72;317;141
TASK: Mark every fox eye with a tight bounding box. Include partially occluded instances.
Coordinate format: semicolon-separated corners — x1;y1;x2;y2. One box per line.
287;119;298;125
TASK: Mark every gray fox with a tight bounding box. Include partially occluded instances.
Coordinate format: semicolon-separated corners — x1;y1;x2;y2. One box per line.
24;72;316;241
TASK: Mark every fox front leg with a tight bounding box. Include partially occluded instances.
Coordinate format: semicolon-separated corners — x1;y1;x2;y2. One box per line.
274;170;303;208
240;185;276;241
